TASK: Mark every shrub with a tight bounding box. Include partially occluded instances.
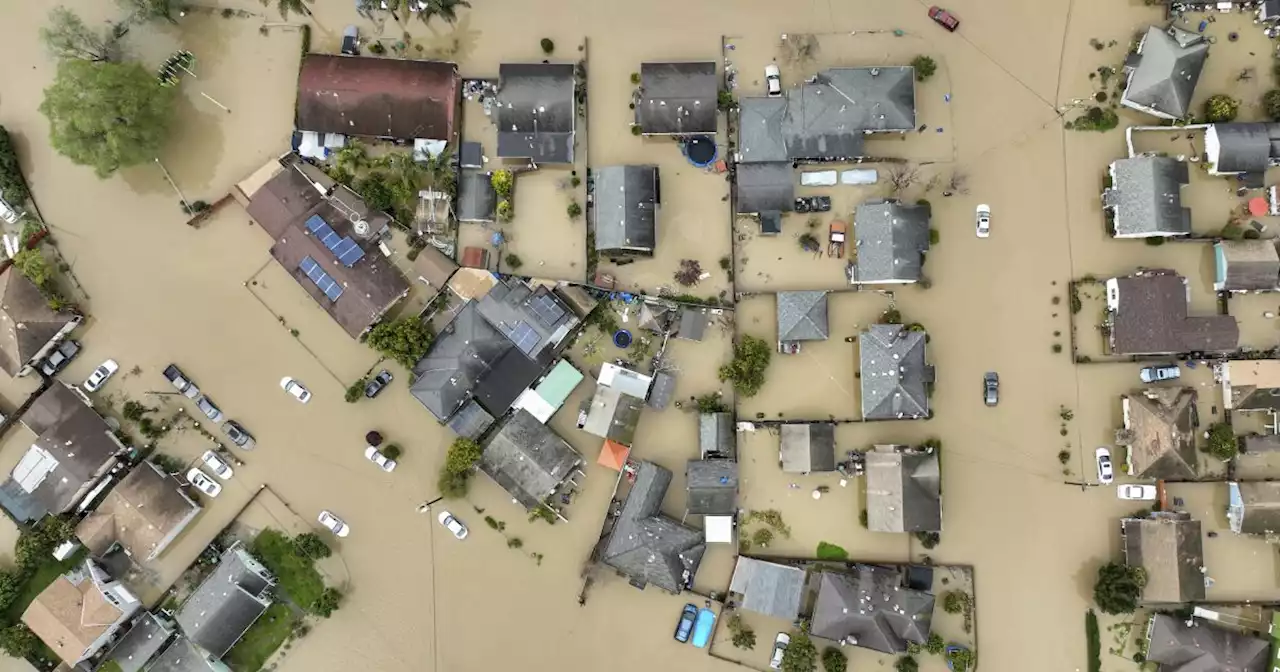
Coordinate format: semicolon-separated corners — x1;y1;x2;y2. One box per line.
0;127;30;206
781;631;817;672
1092;561;1146;614
859;510;868;527
16;516;75;570
1265;90;1280;122
798;232;820;252
1058;449;1071;464
311;587;342;617
728;614;756;650
382;444;402;460
507;537;523;549
497;199;514;222
942;591;969;614
540;38;554;54
1052;343;1063;353
1203;94;1240;123
925;633;945;655
1206;423;1238;461
929;227;940;245
821;646;848;672
1068;106;1119;132
718;89;736;111
914;531;940;548
344;380;364;403
356;175;395;212
293;533;331;559
1143;235;1165;246
567;201;582;219
751;527;775;547
1221;222;1246;240
505;253;523;270
122;400;149;421
880;308;902;324
491;170;514;198
815;541;848;561
695;393;728;413
894;656;919;672
718;335;772;397
946;647;974;672
630;72;640;85
1086;609;1101;672
438;438;484;498
910;55;937;82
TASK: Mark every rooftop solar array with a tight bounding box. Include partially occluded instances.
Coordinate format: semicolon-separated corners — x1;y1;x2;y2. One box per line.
305;214;367;268
299;255;344;302
509;321;541;355
527;293;566;328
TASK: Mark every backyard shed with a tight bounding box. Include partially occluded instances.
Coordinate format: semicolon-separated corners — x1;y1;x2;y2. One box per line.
779;423;836;473
727;557;806;621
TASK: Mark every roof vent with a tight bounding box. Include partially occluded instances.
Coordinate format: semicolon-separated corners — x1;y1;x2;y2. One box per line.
353;219;370;236
870;68;880;76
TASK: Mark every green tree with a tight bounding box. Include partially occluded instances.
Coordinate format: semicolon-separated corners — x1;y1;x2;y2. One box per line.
1203;94;1241;123
0;624;38;658
0;570;25;613
1206;423;1238;461
718;335;772;397
0;127;31;206
821;646;847;672
1265;90;1280;122
40;7;127;63
365;318;434;369
334;140;369;175
311;587;342;617
781;631;818;672
1092;561;1146;614
491;169;514;198
293;532;331;559
40;60;176;178
445;438;483;474
16;516;76;569
118;0;177;24
416;0;471;24
356;175;395;212
924;633;945;655
261;0;313;20
728;614;756;650
12;249;51;287
815;541;848;561
910;55;937;82
946;647;974;672
942;590;969;614
895;656;919;672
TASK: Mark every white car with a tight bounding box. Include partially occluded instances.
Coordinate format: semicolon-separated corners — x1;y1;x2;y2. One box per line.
765;64;782;97
1095;447;1114;485
318;510;350;538
186;468;222;497
82;359;119;393
280;377;311;403
1117;484;1157;501
770;632;790;670
437;511;468;539
976;204;991;238
364;446;397;472
200;450;234;480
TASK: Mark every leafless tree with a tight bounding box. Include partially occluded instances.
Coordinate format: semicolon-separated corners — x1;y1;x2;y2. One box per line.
946;171;970;195
887;164;921;197
674;259;702;286
779;33;819;66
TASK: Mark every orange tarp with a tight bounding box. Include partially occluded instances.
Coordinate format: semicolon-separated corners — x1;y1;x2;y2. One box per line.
597;440;629;471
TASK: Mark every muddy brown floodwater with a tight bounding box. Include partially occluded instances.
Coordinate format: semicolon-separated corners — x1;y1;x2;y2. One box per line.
4;0;1280;671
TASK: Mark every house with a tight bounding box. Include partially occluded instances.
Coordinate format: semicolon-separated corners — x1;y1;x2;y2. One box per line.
1213;240;1279;292
0;270;82;377
1227;481;1280;537
1145;614;1269;672
1121;26;1209;120
496;63;576;164
636;62;718;135
103;612;176;672
243;158;410;338
411;244;460;300
1219;360;1280;411
457;170;497;223
849;200;931;284
479;409;583;511
777;291;829;345
779;423;836;473
581;363;652;445
727;557;806;622
865;445;942;533
1119;387;1198;481
685;459;738;516
1103;157;1191;238
1106;271;1238;355
594;166;660;257
175;545;275;658
1263;0;1280;21
411;302;512;421
147;634;230;672
599;461;705;593
1120;512;1205;603
295;54;460;143
810;565;934;653
23;559;141;666
3;383;125;520
75;461;201;562
1205;123;1280;176
510;359;585;423
699;411;735;459
859;324;932;420
676;306;710;341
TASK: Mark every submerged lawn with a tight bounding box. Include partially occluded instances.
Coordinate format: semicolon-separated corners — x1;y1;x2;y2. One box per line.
249;529;324;609
225;603;296;672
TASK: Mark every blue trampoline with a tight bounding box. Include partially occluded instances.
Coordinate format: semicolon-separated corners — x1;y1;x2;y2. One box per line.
613;330;633;348
683;136;717;168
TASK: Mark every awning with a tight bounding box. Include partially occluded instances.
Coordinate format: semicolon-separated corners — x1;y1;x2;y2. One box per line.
597;439;630;471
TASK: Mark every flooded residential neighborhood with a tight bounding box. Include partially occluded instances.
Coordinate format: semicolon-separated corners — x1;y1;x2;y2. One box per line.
2;0;1280;672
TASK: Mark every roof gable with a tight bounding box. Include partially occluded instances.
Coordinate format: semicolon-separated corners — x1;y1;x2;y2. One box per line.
638;62;718;134
601;462;705;593
852;200;931;283
1105;157;1191;237
777;291;829;342
0;271;79;377
594;166;659;253
479;409;582;510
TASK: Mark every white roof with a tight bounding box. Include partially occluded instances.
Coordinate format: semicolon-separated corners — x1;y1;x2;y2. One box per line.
598;362;653;399
511;389;556;424
13;446;58;494
705;515;735;543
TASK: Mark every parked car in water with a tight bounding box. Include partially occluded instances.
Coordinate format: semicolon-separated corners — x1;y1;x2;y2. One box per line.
976;204;991;238
200;450;234;480
1139;364;1180;383
340;25;359;55
186;468;222;497
1095;447;1114;485
221;420;256;450
280;377;312;403
1117;484;1157;501
364;369;393;399
793;196;832;213
674;604;698;643
162;364;201;399
195;395;225;424
82;359;119;393
928;5;960;31
765;64;782;97
319;510;350;538
983;372;999;407
437;511;468;539
770;633;791;670
39;340;80;377
364;446;397;472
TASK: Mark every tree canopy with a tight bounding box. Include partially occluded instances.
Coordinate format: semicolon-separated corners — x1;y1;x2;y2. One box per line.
1203;94;1240;123
262;0;313;20
0;624;38;659
1092;561;1146;614
1265;90;1280;123
0;127;30;207
718;335;772;397
12;250;51;287
40;59;176;178
417;0;471;24
781;631;817;672
1206;423;1238;461
117;0;177;23
820;646;847;672
366;318;434;369
40;7;128;63
438;438;484;499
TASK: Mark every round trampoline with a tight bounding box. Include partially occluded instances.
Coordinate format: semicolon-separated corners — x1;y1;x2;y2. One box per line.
684;136;718;168
613;330;633;348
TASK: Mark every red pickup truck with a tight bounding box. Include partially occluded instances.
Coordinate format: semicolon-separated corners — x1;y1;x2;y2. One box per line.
929;6;960;31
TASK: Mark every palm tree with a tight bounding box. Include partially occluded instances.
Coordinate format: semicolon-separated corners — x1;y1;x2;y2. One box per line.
416;0;470;25
262;0;312;21
334;140;369;175
419;145;456;196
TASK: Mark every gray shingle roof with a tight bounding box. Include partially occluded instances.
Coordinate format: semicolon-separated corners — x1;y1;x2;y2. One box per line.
1111;271;1239;354
410;302;513;421
676;307;710;341
1121;513;1205;603
1227;481;1280;537
601;461;705;593
480;409;582;510
638;62;718;135
19;383;124;514
780;423;836;473
594;166;659;254
1104;157;1191;237
1124;387;1198;480
146;635;220;672
859;325;931;420
737;98;790;163
1215;240;1280;291
1122;26;1209;119
810;566;935;654
582;385;645;444
699;412;735;458
445;399;494;441
777;291;829;342
496;63;576;163
1147;615;1269;672
176;547;274;658
457;170;496;222
851;199;931;283
105;612;174;672
685;460;738;515
1208;123;1280;174
865;447;942;533
735;162;794;214
728;557;806;621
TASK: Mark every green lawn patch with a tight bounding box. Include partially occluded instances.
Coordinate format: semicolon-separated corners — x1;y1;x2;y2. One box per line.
250;530;325;610
2;547;87;624
816;542;849;562
225;603;296;672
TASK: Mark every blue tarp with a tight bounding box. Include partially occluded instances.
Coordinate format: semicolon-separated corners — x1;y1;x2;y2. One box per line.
692;608;716;648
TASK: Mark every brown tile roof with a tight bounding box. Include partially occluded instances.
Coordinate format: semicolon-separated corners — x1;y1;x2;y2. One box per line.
1124;387;1198;480
75;462;201;561
1121;513;1205;603
1112;271;1238;354
244;163;326;241
412;246;459;290
19;384;123;514
0;271;79;376
296;55;460;141
24;571;123;664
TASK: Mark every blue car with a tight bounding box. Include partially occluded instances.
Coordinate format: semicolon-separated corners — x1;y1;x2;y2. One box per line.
674;604;698;642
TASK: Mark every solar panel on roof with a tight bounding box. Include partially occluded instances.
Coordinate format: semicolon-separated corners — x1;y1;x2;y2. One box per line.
299;255;344;302
305;215;329;234
528;293;566;327
337;241;366;267
509;321;541;354
321;229;343;250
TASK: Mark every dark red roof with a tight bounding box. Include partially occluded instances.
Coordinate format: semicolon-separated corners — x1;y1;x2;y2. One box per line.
297;55;460;141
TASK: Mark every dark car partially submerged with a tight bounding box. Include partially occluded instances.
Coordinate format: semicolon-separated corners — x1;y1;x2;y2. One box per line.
38;340;80;377
983;372;999;407
673;603;697;643
365;369;394;398
794;196;832;213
